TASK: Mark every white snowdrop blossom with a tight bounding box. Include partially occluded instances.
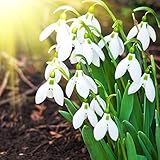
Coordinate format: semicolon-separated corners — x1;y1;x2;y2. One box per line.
128;73;155;102
94;113;119;141
90;95;106;117
39;19;72;61
66;70;97;99
98;32;124;60
45;58;70;82
115;53;142;82
127;22;156;50
73;102;98;129
35;77;64;106
70;37;105;67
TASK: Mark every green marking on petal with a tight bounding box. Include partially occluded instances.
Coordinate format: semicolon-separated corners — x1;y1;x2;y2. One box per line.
50;72;55;78
143;74;148;80
84;104;88;110
128;55;133;61
106;114;110;120
49;79;54;85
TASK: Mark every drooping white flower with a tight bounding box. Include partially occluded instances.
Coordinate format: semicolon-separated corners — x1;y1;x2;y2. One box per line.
35;77;64;106
73;102;98;129
94;113;118;141
39;19;72;61
98;32;124;60
128;73;155;102
70;37;105;67
45;58;70;82
127;22;156;50
90;95;106;117
115;53;142;82
65;70;97;99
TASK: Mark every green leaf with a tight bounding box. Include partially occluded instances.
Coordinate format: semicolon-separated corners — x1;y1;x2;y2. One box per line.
119;82;134;121
100;140;117;160
136;155;147;160
155;110;160;160
123;120;142;154
114;83;122;115
130;94;143;131
64;98;77;116
81;125;107;160
59;110;72;122
138;131;157;160
125;132;137;160
143;96;155;137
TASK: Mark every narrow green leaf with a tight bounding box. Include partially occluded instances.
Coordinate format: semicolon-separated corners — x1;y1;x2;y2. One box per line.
59;110;72;122
155;110;160;160
64;98;77;116
143;96;155;137
136;155;147;160
138;131;157;160
119;82;134;121
100;140;117;160
123;120;142;154
130;94;143;131
125;132;137;160
81;125;107;160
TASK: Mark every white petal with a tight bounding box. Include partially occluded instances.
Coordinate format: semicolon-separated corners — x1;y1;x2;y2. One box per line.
83;75;97;94
98;35;110;48
117;36;124;56
137;23;150;50
76;76;89;98
39;24;56;41
47;88;54;98
82;42;93;65
128;80;142;95
54;69;62;83
109;35;120;59
94;115;108;141
91;17;101;36
90;98;103;117
45;64;54;80
92;51;100;67
96;95;106;110
87;108;98;127
144;77;155;102
115;58;128;79
35;82;48;104
147;25;156;42
65;76;76;98
57;39;72;61
108;117;119;141
128;58;142;82
52;82;64;106
73;107;86;129
127;26;138;40
91;42;105;61
59;61;70;79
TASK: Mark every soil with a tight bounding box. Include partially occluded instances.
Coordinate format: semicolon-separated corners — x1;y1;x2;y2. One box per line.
0;72;89;160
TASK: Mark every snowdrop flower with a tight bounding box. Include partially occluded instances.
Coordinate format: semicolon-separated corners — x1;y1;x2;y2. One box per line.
127;22;156;50
98;32;124;59
94;113;118;141
39;14;72;61
73;102;98;129
35;76;64;106
90;95;106;117
66;70;97;99
115;53;142;82
128;73;155;102
70;36;105;67
45;58;70;82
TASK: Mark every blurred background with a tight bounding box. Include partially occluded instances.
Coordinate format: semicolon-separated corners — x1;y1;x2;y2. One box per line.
0;0;159;108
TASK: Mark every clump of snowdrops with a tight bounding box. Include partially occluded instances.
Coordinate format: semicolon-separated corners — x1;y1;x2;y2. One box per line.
36;0;160;159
